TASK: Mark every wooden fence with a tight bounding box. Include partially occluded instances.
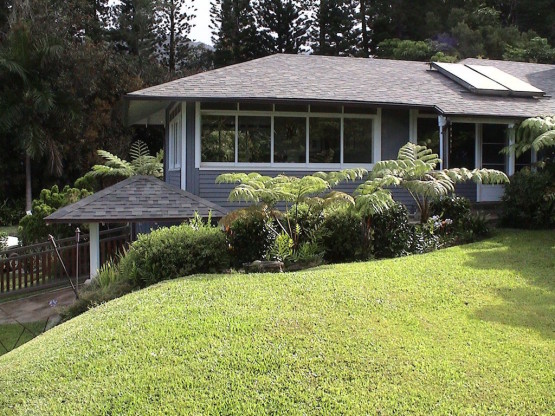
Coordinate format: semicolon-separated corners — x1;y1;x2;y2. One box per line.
0;226;130;295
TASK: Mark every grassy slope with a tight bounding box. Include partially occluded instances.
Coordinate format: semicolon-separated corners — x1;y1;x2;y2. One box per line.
0;230;553;415
0;322;45;356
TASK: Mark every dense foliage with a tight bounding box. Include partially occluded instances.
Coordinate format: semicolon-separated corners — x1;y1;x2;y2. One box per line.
18;185;91;244
118;217;229;288
500;167;555;229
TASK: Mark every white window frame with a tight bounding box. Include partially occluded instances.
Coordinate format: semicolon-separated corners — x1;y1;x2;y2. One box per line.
195;103;381;171
168;103;182;171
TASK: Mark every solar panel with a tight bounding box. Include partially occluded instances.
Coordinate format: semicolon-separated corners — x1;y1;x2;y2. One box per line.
432;62;509;95
465;64;545;97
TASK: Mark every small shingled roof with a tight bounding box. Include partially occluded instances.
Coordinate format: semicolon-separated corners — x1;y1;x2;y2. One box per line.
45;176;227;223
127;54;554;118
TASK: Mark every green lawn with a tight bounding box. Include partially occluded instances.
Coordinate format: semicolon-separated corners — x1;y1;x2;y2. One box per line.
0;229;553;415
0;322;45;356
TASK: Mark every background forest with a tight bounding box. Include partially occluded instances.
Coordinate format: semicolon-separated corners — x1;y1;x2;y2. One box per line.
0;0;553;216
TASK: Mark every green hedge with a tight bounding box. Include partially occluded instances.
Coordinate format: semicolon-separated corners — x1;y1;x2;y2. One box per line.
119;222;230;288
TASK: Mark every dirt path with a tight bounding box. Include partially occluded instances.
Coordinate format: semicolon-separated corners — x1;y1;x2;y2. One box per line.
0;287;77;324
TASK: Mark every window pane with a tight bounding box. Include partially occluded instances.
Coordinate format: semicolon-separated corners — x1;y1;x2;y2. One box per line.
344;105;377;115
310;104;342;113
449;123;475;168
275;104;308;113
344;118;373;163
417;118;440;155
201;115;235;162
238;116;271;163
274;117;306;163
239;102;273;111
482;124;507;172
515;149;531;172
201;102;236;110
309;118;340;163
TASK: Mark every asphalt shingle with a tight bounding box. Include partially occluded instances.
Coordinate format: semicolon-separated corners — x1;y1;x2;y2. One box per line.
127;54;554;118
45;176;227;223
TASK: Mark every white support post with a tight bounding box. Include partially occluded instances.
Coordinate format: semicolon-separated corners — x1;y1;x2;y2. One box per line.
507;124;516;176
409;109;418;144
438;116;447;169
89;223;100;280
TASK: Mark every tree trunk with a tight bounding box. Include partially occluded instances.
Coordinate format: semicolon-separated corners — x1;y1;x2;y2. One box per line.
25;153;32;212
360;0;369;58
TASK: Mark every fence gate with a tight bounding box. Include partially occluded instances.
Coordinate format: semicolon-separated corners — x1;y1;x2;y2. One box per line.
0;226;130;296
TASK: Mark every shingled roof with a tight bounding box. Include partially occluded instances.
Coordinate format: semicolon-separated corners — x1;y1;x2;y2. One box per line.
127;54;554;118
45;176;227;223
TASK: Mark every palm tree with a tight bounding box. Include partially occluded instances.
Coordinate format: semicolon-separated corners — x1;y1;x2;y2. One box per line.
0;23;65;212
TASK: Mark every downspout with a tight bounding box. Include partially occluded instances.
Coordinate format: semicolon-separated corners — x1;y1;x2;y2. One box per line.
438;116;448;169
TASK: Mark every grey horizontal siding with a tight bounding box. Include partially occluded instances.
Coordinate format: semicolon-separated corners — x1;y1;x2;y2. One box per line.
166;170;181;188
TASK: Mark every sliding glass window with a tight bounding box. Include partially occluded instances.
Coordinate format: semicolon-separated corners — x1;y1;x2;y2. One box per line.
238;116;271;163
199;104;377;166
201;115;235;162
343;118;373;163
309;118;340;163
274;117;306;163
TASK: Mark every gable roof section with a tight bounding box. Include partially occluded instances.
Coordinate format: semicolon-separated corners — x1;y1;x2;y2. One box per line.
45;176;227;223
127;54;554;119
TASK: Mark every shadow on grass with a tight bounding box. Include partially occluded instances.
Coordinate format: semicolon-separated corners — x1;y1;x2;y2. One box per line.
464;229;554;339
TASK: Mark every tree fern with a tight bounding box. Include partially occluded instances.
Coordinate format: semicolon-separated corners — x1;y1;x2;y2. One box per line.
356;142;509;222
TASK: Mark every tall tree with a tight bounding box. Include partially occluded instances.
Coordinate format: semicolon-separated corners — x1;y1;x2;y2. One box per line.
255;0;309;54
210;0;264;67
309;0;358;56
154;0;196;74
113;0;158;70
0;23;72;211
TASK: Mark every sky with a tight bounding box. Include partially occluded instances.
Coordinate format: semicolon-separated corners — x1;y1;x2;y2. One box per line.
190;1;213;45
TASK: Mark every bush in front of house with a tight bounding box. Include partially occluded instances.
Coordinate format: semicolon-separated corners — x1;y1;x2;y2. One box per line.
222;206;276;266
119;219;230;288
370;203;414;258
500;167;555;229
319;207;365;263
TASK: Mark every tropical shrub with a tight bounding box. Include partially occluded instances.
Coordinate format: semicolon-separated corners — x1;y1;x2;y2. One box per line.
85;140;164;181
119;219;229;288
356;142;509;222
18;185;91;244
430;195;472;230
370;203;414;258
500;167;555;229
319;207;365;263
221;206;276;266
217;169;368;260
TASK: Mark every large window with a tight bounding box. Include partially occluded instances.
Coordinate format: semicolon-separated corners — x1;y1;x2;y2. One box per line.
199;104;377;167
481;124;507;172
343;118;373;163
201;115;235;162
449;123;475;168
274;117;306;163
238;116;271;163
417;117;439;156
309;118;340;163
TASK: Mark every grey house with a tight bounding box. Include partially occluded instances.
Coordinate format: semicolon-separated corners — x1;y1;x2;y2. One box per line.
126;54;554;208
